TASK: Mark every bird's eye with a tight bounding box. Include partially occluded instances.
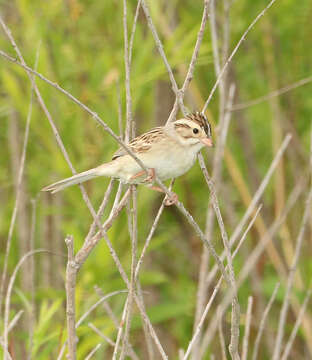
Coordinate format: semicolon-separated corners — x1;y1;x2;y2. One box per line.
193;128;199;134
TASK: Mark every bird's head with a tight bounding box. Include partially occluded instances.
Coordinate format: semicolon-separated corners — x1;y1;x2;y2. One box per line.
173;112;213;149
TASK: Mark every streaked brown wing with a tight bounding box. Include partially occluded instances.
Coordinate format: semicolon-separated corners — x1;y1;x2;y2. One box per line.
112;127;164;160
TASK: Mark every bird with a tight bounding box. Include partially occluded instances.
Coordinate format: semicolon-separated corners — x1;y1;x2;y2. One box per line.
42;112;213;205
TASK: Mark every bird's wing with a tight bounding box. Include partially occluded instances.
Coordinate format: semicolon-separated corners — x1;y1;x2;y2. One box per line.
112;127;164;160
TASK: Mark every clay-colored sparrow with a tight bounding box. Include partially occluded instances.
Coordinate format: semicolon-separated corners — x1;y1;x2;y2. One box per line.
42;112;213;205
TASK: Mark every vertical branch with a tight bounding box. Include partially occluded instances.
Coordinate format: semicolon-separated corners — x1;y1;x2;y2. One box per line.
120;187;138;359
65;235;77;360
128;0;142;65
116;80;124;139
120;1;142;356
28;198;37;360
218;308;227;360
198;155;240;360
192;4;232;354
241;296;253;360
192;83;235;359
123;0;134;141
112;297;129;359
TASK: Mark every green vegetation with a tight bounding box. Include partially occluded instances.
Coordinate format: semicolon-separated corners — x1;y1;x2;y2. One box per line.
0;0;311;359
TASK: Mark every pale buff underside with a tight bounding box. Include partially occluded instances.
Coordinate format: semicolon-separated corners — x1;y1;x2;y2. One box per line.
95;134;204;184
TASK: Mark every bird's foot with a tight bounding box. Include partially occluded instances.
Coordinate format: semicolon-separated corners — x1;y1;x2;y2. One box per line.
149;185;178;206
130;168;155;183
164;192;178;206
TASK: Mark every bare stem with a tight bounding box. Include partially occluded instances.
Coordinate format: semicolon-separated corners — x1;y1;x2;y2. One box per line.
0;58;34;314
241;296;253;360
198;155;240;360
202;0;277;112
273;187;312;360
281;289;312;360
251;282;280;360
230;75;312;111
65;235;77;360
3;250;47;360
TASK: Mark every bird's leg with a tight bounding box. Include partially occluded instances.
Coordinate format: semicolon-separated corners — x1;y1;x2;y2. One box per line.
143;168;156;183
130;168;155;183
149;185;178;206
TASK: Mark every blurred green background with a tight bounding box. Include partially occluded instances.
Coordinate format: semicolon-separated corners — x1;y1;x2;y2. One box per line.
0;0;311;359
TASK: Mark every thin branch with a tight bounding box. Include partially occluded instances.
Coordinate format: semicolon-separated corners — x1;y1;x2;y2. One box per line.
241;296;253;360
120;187;138;360
58;290;130;359
0;60;34;313
273;187;312;360
0;16;105;245
181;0;210;93
209;0;222;81
88;323;116;347
74;189;131;267
0;310;24;347
116;80;124;139
28;198;37;360
72;191;169;360
218;308;227;360
94;285;120;328
129;0;142;65
84;180;115;242
123;0;134;141
191;83;235;360
112;297;129;359
85;343;102;360
199;176;305;355
94;285;141;358
3;250;47;360
228;134;292;252
230;75;312;111
0;339;12;360
183;204;262;360
0;50;152;185
251;282;280;360
88;323;139;360
65;235;77;360
134;180;174;280
167;0;210;124
140;0;179;97
198;154;240;360
281;289;312;360
202;0;277;112
76;290;128;328
0;47;182;212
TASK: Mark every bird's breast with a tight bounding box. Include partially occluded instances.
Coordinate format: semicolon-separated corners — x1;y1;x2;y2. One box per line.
140;142;198;181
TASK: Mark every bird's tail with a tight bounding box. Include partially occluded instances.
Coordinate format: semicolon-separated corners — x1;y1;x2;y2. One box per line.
42;163;115;194
42;168;99;193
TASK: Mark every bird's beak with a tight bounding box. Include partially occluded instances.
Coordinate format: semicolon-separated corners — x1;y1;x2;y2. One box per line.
200;137;213;147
